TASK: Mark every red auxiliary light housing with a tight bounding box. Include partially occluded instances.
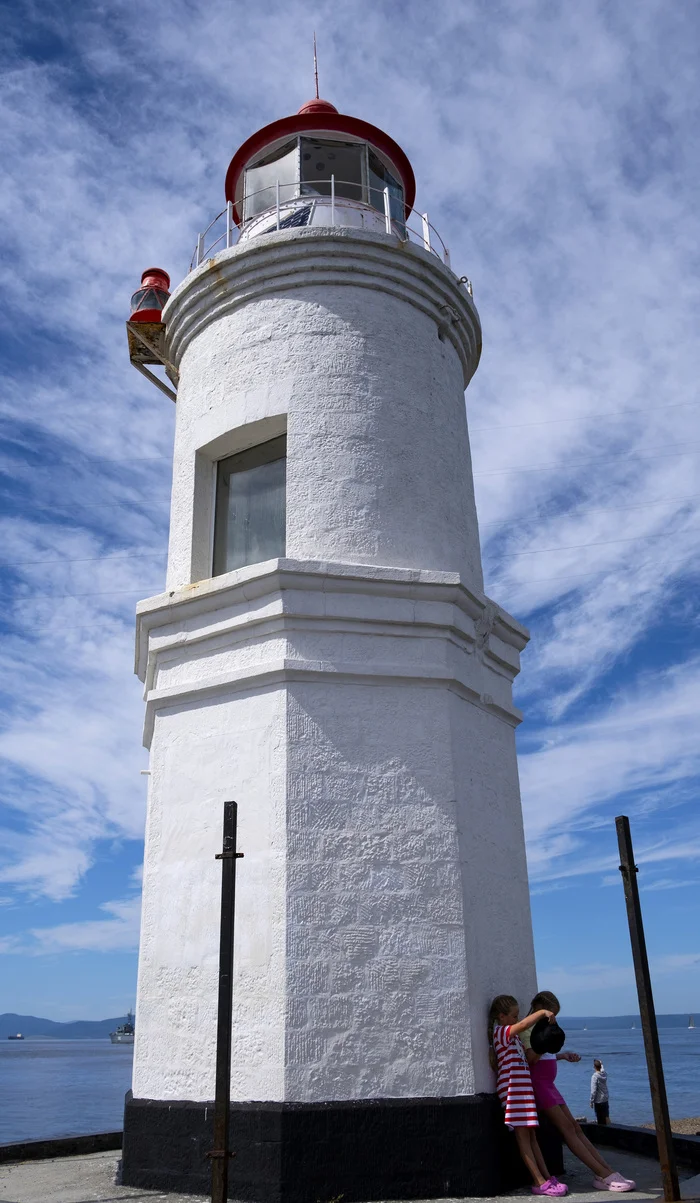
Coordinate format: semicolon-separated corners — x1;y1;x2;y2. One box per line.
129;267;171;323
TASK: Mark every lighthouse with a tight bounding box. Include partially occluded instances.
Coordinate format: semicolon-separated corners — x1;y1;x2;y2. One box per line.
122;96;537;1201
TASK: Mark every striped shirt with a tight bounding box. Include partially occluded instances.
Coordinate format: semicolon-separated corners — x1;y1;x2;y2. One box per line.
493;1024;539;1127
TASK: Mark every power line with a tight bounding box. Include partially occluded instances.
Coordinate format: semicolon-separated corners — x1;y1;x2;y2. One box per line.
491;527;700;558
480;492;700;528
474;441;700;477
7;586;164;601
5;550;166;569
470;399;700;434
488;554;699;588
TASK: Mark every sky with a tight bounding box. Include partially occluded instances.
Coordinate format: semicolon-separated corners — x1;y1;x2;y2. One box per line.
0;0;699;1021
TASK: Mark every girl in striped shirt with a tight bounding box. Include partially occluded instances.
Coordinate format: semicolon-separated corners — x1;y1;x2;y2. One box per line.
489;994;568;1196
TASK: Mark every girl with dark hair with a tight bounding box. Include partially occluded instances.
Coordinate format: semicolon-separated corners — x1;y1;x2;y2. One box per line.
488;994;568;1196
522;991;635;1192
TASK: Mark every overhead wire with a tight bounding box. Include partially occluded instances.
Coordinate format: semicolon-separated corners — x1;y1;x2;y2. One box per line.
470;398;700;433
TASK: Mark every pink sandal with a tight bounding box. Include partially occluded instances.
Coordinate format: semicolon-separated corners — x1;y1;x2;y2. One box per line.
593;1172;636;1192
532;1180;569;1196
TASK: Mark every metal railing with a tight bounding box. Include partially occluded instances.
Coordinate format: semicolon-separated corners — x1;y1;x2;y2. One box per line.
189;178;473;298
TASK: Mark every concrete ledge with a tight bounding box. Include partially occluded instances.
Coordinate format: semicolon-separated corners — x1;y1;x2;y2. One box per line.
0;1130;122;1164
583;1122;700;1169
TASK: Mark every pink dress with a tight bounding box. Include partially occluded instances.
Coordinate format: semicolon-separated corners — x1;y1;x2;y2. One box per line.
530;1053;566;1109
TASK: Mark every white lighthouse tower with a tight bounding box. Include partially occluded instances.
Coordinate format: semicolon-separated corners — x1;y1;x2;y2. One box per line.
122;96;537;1201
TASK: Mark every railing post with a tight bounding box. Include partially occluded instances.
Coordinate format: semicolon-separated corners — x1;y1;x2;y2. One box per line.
443;246;451;268
421;213;431;252
383;186;392;235
331;174;335;227
196;232;204;267
616;816;680;1202
276;180;281;230
209;800;244;1203
226;201;233;249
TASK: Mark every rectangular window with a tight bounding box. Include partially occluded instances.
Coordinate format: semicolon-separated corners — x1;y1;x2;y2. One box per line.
300;138;364;203
367;149;405;234
213;436;286;575
243;141;299;221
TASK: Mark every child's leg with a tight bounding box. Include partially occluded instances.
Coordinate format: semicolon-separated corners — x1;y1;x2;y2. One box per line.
531;1131;551;1181
515;1127;548;1186
542;1105;612;1177
560;1103;613;1169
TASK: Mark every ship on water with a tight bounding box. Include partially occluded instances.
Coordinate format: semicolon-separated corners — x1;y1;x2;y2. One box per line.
7;1033;24;1040
690;1016;695;1029
109;1011;135;1045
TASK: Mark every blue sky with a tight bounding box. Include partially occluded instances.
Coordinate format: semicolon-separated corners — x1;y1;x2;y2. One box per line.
0;0;699;1020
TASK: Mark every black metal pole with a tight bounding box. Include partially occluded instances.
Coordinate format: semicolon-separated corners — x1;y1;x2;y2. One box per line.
616;815;679;1202
209;801;243;1203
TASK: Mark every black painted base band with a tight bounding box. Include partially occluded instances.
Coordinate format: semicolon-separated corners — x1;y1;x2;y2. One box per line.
122;1090;563;1201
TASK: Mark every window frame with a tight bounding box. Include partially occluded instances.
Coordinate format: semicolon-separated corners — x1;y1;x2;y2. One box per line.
242;137;404;221
212;434;287;577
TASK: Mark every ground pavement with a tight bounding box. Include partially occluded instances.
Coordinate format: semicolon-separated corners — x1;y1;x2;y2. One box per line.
0;1148;698;1203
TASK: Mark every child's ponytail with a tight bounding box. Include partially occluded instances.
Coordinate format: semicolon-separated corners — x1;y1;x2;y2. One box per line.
487;994;518;1071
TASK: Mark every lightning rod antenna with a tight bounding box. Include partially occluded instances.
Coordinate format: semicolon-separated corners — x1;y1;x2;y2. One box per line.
313;32;319;99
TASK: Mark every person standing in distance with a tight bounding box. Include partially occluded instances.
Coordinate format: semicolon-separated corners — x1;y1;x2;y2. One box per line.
591;1060;610;1125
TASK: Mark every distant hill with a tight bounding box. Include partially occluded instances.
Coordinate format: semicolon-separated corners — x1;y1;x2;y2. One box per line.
561;1014;694;1030
0;1013;131;1039
1;1011;695;1039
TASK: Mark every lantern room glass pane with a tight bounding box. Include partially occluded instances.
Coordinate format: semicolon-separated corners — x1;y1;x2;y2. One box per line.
213;437;286;575
368;149;405;234
244;141;299;220
300;138;364;202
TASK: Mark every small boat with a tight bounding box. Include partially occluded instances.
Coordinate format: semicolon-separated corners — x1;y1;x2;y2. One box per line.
689;1016;695;1030
7;1033;24;1040
109;1011;135;1045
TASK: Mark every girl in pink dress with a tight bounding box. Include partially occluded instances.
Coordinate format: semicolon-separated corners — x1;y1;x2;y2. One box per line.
488;994;568;1196
523;991;635;1193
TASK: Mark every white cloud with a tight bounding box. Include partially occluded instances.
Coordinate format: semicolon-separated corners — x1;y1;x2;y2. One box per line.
0;895;142;956
0;0;699;1011
519;657;700;882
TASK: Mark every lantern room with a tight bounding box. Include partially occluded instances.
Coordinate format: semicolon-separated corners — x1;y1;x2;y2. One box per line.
224;99;417;242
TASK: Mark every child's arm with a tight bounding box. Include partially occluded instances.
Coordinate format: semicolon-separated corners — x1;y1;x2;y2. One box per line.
507;1008;555;1038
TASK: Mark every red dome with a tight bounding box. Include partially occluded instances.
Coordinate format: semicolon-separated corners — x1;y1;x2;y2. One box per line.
225;106;416;223
297;98;339;115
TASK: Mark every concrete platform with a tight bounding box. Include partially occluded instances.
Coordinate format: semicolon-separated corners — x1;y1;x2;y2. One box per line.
1;1147;697;1203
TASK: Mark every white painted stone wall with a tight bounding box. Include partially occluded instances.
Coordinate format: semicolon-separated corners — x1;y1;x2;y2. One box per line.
133;562;536;1102
132;226;537;1105
163;228;483;593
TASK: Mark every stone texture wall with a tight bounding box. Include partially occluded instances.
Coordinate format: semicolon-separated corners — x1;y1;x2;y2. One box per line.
162;228;483;593
131;226;536;1109
132;562;536;1103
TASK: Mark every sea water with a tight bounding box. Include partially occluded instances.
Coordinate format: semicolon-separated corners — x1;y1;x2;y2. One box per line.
557;1027;700;1127
0;1039;133;1145
0;1029;698;1144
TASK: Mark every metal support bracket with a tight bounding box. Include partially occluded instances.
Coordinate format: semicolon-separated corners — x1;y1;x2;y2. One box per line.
126;320;179;402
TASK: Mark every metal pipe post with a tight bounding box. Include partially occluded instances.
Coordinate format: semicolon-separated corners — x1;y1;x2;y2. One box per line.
421;212;431;253
226;201;233;249
276;180;281;230
383;186;392;234
330;174;335;227
616;815;679;1202
209;800;244;1203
